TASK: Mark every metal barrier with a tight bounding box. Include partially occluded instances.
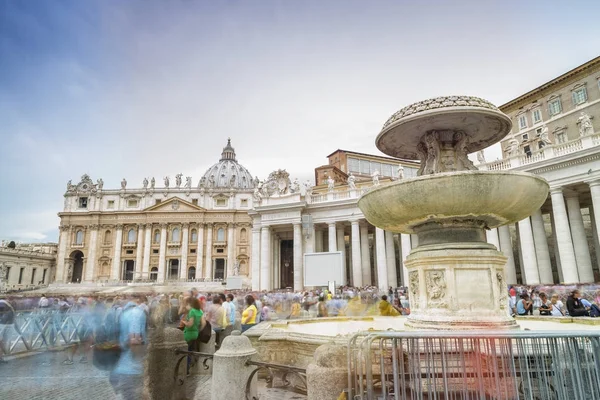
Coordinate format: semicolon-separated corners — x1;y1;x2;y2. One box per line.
173;349;214;386
348;330;600;400
0;311;87;357
245;360;307;400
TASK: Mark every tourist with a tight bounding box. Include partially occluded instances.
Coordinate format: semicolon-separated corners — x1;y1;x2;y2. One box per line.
538;292;552;316
531;291;541;313
392;297;405;315
289;299;301;319
566;290;589;317
182;296;204;375
63;297;93;365
241;295;258;332
549;294;565;316
206;296;226;348
516;293;533;316
579;297;600;317
379;295;400;316
317;296;328;317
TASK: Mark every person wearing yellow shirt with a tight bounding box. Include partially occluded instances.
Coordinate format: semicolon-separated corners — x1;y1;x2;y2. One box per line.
241;295;258;332
378;295;400;316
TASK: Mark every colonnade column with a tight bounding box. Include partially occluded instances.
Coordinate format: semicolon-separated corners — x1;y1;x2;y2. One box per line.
142;224;152;278
85;225;99;282
530;210;553;284
565;194;594;283
135;224;144;280
56;226;70;283
272;235;280;289
157;224;167;283
589;204;600;271
305;225;315;254
251;227;261;291
517;217;540;285
111;224;124;281
315;230;324;252
550;188;579;283
360;224;372;285
497;225;517;284
400;234;411;287
486;228;500;250
260;226;272;290
328;223;337;252
204;223;213;279
385;231;397;288
196;223;204;277
588;180;600;251
227;223;235;277
293;223;303;291
336;226;346;283
549;213;564;282
350;220;363;287
375;227;388;291
180;223;189;280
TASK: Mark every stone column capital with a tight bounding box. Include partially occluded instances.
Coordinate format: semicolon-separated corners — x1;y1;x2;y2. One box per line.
59;225;70;232
549;187;564;195
116;224;124;230
205;222;213;229
327;222;337;228
182;222;190;229
350;219;360;225
158;223;168;229
90;224;100;230
586;179;600;188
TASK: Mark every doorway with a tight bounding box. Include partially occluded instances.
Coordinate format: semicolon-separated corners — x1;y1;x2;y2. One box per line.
280;240;294;288
122;260;135;281
214;259;225;279
169;259;179;280
70;251;84;283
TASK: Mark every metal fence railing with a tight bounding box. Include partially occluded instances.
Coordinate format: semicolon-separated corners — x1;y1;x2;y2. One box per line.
348;330;600;400
0;310;87;357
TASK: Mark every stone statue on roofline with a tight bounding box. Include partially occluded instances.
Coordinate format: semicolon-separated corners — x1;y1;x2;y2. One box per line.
97;178;104;190
327;175;335;192
143;177;148;189
578;112;594;136
397;164;404;179
505;139;519;157
185;176;192;189
150;177;155;189
476;150;486;164
371;170;380;186
175;173;182;188
291;178;300;193
539;126;552;146
164;176;170;188
121;178;127;190
347;173;356;190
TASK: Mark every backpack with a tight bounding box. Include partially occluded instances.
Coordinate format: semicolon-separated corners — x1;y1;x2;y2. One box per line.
590;304;600;318
92;306;124;371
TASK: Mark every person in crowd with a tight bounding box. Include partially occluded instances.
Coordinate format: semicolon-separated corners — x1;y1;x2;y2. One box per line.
241;295;258;332
317;296;328;317
392;297;405;315
225;294;236;327
538;292;552;316
516;293;533;316
580;297;600;317
182;296;204;375
550;294;565;316
531;291;541;313
289;299;301;319
206;296;226;348
260;300;271;321
379;295;400;316
567;290;589;317
63;297;94;365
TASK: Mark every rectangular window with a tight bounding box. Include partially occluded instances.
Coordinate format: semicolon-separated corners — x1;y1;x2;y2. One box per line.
556;132;566;144
548;99;561;116
190;249;196;254
535;128;542;135
518;115;527;130
216;198;226;207
348;157;360;173
5;267;10;280
532;109;542;124
126;250;133;255
241;199;248;207
155;199;161;205
359;159;370;175
78;197;88;208
380;163;392;177
18;268;24;284
31;269;36;284
153;249;159;254
127;199;138;208
524;145;532;157
192;199;198;205
370;162;381;175
107;200;115;209
216;249;224;253
538;141;545;149
42;269;47;283
572;87;587;105
522;133;528;141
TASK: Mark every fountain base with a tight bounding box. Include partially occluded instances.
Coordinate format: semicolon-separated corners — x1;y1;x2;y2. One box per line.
404;242;518;330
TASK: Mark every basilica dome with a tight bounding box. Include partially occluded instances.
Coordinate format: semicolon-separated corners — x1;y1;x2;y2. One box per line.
200;139;255;190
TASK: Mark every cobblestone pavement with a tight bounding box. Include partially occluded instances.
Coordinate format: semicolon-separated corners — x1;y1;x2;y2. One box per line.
0;350;306;400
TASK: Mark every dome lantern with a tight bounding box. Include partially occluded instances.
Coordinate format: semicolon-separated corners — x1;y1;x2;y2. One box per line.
220;138;236;161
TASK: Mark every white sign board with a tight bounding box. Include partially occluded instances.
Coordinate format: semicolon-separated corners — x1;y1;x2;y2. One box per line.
226;276;243;290
304;252;344;287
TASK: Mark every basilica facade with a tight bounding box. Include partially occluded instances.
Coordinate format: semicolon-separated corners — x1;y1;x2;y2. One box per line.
55;140;256;284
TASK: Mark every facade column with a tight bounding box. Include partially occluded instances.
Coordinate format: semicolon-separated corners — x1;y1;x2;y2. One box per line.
251;227;261;291
204;223;213;279
293;223;303;291
135;224;144;280
305;225;315;254
111;224;124;281
588;180;600;254
142;224;152;278
196;223;204;277
550;188;579;283
227;223;235;277
486;228;500;250
360;224;372;286
157;224;167;283
328;223;337;252
530;209;553;284
350;221;362;287
549;213;564;283
260;226;271;290
400;234;411;287
336;226;346;283
385;231;397;288
315;229;323;252
272;235;280;289
497;225;517;284
375;228;388;291
517;217;540;285
84;225;99;282
565;194;594;282
180;223;189;280
55;226;70;283
589;204;600;273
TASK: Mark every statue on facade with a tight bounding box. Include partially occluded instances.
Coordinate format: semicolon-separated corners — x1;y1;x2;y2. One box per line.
185;176;192;189
208;175;215;188
121;178;127;190
476;150;486;164
66;180;75;192
164;176;170;188
150;177;155;189
347;173;356;190
198;176;206;188
505;139;519;157
540;125;552;146
253;186;263;202
233;261;240;276
253;176;260;188
397;165;404;179
371;170;380;186
143;177;148;189
327;175;335;192
578;112;594;136
229;174;236;188
304;180;313;197
97;178;104;190
175;173;182;188
291;178;300;193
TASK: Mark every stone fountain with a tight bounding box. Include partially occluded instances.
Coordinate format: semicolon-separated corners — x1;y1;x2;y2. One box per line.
358;96;549;330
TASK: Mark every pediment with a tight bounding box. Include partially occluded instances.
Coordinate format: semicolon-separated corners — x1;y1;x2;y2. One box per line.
144;197;206;212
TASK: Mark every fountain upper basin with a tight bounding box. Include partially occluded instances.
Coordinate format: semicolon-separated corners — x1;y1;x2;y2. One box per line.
358;170;549;234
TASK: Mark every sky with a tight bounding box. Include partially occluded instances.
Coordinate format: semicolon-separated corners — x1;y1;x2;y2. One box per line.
1;0;600;243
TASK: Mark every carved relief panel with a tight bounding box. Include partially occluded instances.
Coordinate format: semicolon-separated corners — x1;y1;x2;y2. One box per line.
425;270;447;308
409;271;419;307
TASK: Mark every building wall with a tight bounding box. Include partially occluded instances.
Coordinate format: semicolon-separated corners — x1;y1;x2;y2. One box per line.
0;246;56;291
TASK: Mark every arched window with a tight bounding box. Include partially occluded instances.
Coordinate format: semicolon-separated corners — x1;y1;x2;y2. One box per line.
127;229;136;243
75;230;83;245
188;267;196;280
217;228;225;241
104;230;112;245
239;260;247;275
172;228;181;242
240;228;247;242
150;267;158;281
101;262;110;276
153;230;160;243
191;229;198;242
